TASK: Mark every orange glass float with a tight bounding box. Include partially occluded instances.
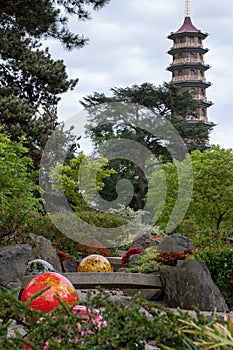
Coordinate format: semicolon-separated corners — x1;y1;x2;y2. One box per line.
78;254;112;272
21;272;79;313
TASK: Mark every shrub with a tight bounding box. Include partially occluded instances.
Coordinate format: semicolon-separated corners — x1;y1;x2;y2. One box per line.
1;287;227;350
196;246;233;308
123;247;160;273
156;251;189;266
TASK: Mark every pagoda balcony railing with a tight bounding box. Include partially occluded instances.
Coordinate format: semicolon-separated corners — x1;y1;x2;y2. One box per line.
193;95;207;101
172;43;203;49
186;116;208;123
172;75;206;82
172;58;204;65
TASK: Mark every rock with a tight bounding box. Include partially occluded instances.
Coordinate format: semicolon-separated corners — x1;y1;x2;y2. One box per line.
132;233;157;250
62;259;78;272
124;288;163;301
158;233;193;253
128;254;141;267
160;259;228;312
0;244;32;289
30;235;62;272
131;242;145;252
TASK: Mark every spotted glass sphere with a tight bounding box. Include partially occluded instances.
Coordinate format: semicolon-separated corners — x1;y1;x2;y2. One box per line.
25;259;55;276
21;272;79;313
78;254;112;272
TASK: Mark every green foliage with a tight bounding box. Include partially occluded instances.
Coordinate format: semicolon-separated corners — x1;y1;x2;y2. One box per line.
0;132;41;244
148;146;233;234
124;247;193;273
1;287;227;350
178;315;233;349
50;152;115;211
15;210;127;256
195;246;233;308
124;247;160;273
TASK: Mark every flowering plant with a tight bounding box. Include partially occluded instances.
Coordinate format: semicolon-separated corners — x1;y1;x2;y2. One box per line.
151;235;164;241
156;251;189;266
56;250;75;261
121;247;143;265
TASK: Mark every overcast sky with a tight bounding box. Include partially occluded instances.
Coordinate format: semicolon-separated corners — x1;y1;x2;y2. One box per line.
46;0;233;150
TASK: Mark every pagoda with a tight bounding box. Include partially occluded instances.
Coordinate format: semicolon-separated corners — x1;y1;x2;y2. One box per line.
167;0;212;124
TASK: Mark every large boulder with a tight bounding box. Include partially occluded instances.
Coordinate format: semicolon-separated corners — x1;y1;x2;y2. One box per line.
132;233;157;250
30;235;62;272
0;244;32;289
158;233;193;253
160;259;228;311
62;259;78;272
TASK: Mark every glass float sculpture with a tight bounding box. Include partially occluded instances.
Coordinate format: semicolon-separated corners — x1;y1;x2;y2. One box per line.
78;254;112;272
25;259;55;276
21;272;79;313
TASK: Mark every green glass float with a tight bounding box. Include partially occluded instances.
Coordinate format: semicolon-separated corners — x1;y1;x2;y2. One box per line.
78;254;112;272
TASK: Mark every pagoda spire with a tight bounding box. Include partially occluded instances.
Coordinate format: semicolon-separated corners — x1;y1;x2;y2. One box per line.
185;0;190;17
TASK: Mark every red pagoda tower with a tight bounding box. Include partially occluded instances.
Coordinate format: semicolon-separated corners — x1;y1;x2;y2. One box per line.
167;0;212;125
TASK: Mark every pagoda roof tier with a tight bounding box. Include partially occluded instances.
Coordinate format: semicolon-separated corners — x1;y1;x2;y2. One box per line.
196;100;213;108
168;47;209;55
167;63;210;72
168;16;208;40
186;120;214;127
171;80;212;89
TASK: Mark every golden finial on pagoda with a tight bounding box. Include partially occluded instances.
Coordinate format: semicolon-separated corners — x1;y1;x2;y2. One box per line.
185;0;190;17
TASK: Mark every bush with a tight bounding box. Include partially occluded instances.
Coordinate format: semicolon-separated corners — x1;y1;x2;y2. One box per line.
196;246;233;308
1;287;229;350
156;250;189;266
124;247;160;273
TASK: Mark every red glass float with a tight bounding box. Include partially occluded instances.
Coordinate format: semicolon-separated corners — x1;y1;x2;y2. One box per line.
21;272;79;313
78;254;112;272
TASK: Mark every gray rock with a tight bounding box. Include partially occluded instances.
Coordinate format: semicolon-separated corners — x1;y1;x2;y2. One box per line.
0;244;32;289
158;233;193;253
131;242;145;252
124;288;163;301
132;233;157;250
30;235;62;271
62;259;78;272
128;254;141;267
160;259;228;311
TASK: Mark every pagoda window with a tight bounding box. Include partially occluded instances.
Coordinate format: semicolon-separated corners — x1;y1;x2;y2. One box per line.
178;53;183;59
201;88;205;96
179;37;185;43
189;69;195;76
188;37;194;44
189;53;195;60
178;69;183;76
198;38;202;44
201;108;206;117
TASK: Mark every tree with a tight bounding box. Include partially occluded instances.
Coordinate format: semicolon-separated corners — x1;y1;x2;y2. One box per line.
81;82;214;210
0;0;110;168
148;146;233;233
49;152;115;211
0;132;40;212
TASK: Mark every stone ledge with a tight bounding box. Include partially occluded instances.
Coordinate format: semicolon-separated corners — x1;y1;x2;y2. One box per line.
22;272;162;290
